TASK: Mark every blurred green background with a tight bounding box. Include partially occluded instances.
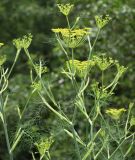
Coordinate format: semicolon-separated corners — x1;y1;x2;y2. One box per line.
0;0;135;159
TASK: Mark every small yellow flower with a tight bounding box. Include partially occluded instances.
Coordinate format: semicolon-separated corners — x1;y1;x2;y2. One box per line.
57;3;74;16
35;64;48;75
66;59;95;77
52;28;91;48
93;55;114;71
95;15;111;29
116;63;127;76
106;108;126;120
31;81;42;92
13;33;33;50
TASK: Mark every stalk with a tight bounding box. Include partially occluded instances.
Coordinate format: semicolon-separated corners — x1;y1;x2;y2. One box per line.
7;49;21;79
3;120;13;160
24;48;58;107
0;95;13;160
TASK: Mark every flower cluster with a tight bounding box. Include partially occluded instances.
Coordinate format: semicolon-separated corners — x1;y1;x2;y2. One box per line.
106;108;126;120
91;82;111;100
31;81;42;92
35;136;54;158
93;55;115;71
52;28;91;36
57;3;74;16
13;33;33;50
52;28;91;48
116;63;127;76
95;15;111;29
66;59;95;77
35;64;48;75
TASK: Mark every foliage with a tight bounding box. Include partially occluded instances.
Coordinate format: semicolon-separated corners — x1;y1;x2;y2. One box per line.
0;1;135;160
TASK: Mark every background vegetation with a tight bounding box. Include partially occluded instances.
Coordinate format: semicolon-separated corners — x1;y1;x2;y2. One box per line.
0;0;135;159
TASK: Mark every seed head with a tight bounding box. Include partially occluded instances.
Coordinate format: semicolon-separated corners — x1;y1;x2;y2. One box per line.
13;33;33;50
31;81;42;92
57;3;74;16
95;15;111;29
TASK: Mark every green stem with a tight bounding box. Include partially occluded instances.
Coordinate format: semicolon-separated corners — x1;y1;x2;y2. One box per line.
32;152;36;160
88;28;100;60
71;125;82;160
56;33;79;93
116;121;121;139
100;114;119;143
71;48;74;73
108;133;135;159
66;15;71;29
0;50;21;160
108;139;124;160
79;29;101;93
115;121;124;157
70;48;82;159
102;71;104;87
124;103;133;137
7;49;21;79
24;48;58;107
65;16;82;159
20;92;33;118
0;95;13;160
56;34;70;60
71;48;78;91
39;92;72;125
3;120;13;160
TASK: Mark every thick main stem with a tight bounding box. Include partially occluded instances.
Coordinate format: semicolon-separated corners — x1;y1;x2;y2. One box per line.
0;49;21;160
3;119;13;160
0;94;13;160
65;15;82;160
